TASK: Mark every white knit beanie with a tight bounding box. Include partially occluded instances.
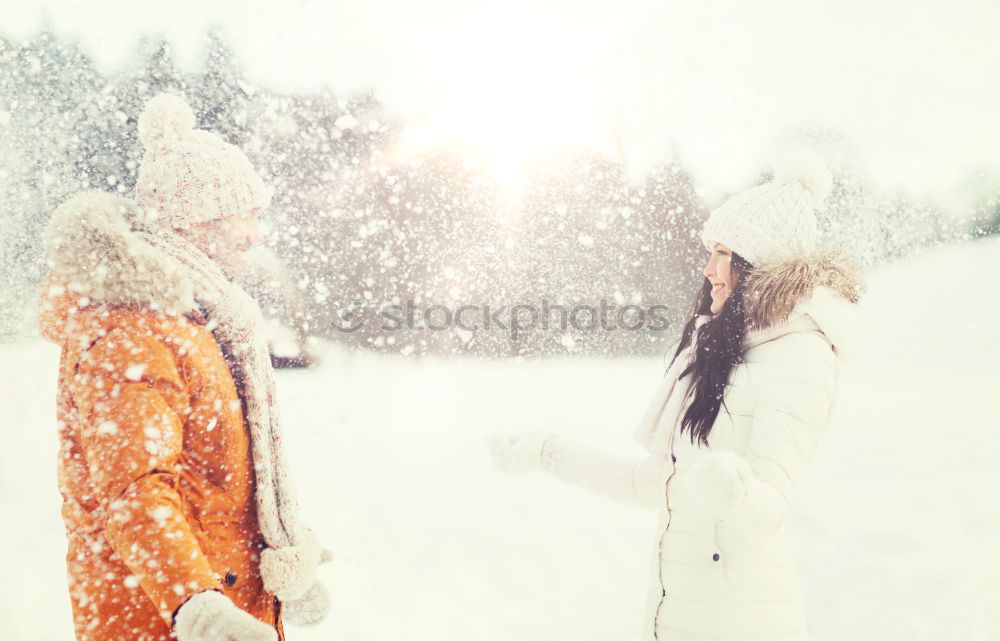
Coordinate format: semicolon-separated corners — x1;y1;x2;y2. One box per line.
700;154;833;266
135;93;273;229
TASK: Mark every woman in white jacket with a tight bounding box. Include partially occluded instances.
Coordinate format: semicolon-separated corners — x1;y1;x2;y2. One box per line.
491;159;864;641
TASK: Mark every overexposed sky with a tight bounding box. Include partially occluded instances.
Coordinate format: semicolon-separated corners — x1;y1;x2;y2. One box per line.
4;0;1000;209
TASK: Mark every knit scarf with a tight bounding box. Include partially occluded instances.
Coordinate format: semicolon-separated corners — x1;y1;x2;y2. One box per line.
133;223;303;551
632;314;711;456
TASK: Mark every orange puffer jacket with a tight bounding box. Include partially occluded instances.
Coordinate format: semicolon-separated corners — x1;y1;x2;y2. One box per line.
39;277;285;641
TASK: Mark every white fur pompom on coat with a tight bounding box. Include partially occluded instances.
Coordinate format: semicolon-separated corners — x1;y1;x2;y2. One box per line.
260;526;328;601
259;525;334;626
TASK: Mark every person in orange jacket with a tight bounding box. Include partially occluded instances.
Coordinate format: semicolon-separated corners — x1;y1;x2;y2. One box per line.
38;93;332;641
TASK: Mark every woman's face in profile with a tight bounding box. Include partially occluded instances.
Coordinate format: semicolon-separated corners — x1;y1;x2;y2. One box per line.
703;241;734;315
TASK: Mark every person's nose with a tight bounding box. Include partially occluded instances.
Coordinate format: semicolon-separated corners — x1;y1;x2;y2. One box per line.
703;254;714;279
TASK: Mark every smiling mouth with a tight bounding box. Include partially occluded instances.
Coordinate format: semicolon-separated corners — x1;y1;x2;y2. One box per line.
711;283;726;294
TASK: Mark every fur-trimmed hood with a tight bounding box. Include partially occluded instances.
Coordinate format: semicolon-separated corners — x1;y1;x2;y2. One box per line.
740;246;865;361
39;190;199;343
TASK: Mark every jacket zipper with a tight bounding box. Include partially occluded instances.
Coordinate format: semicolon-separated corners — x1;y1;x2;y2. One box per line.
651;347;693;639
652;459;679;639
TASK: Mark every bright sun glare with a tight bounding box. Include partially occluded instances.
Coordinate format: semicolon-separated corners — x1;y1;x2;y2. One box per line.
386;14;617;200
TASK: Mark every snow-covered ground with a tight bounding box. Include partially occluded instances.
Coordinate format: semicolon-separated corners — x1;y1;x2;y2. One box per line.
2;236;999;641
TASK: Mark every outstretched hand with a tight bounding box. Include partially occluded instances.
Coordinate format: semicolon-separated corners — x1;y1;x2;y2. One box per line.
282;533;335;627
488;432;558;473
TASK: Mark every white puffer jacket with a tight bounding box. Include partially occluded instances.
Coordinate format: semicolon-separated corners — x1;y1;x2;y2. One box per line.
540;248;863;641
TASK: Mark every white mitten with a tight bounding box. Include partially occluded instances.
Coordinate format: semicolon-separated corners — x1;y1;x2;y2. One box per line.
173;589;277;641
675;451;753;521
260;527;322;601
282;580;331;626
282;546;334;626
488;432;559;473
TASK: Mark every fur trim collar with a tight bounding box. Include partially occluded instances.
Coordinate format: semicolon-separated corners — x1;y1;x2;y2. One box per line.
743;247;863;331
741;247;865;360
43;190;198;315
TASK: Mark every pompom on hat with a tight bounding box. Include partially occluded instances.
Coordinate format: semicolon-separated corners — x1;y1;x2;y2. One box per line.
700;151;833;266
135;93;273;229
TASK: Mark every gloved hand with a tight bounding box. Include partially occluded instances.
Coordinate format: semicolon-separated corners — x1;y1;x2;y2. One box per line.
674;451;753;521
282;548;334;626
173;589;277;641
488;432;559;473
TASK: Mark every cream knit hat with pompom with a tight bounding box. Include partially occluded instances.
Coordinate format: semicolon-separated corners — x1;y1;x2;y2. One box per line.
700;153;833;266
135;93;273;229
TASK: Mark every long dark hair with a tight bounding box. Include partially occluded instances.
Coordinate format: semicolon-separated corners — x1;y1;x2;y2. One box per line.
667;251;754;447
